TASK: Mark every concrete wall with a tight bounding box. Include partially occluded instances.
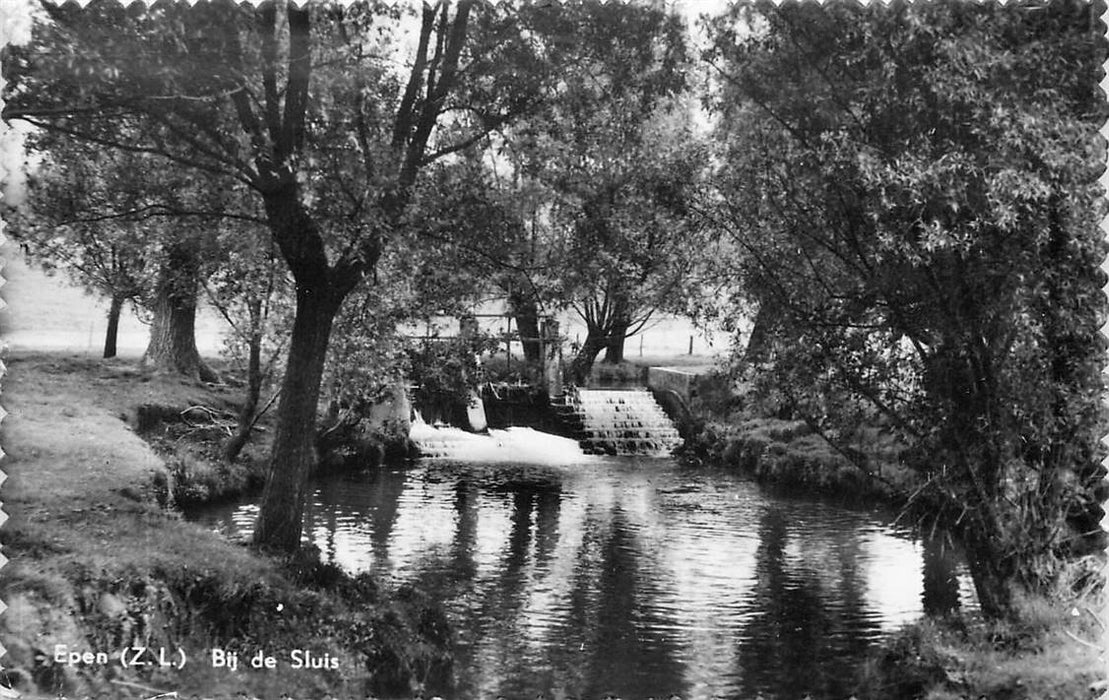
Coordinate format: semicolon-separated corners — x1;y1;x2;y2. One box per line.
647;367;698;403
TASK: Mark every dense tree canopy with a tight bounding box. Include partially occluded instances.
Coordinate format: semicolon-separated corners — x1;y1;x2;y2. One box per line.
492;4;711;383
8;140;151;358
704;0;1106;617
5;0;558;550
553;100;711;381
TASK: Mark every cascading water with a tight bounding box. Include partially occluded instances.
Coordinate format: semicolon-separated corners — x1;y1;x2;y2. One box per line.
408;412;591;463
558;388;682;456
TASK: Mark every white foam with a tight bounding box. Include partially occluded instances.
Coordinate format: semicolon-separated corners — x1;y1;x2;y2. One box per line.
410;416;592;465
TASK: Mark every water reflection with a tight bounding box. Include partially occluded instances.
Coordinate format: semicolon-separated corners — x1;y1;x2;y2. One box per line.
732;508;875;698
197;458;970;700
922;532;962;617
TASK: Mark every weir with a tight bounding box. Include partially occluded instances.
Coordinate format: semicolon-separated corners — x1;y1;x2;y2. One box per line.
555;388;682;456
408;384;682;460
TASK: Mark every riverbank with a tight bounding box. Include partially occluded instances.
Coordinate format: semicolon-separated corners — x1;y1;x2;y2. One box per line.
0;352;451;698
685;416;918;502
667;368;1104;699
691;425;1105;700
854;580;1105;699
666;367;915;502
5;352;1101;698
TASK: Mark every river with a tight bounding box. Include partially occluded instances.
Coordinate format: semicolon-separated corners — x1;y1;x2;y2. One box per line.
195;455;972;700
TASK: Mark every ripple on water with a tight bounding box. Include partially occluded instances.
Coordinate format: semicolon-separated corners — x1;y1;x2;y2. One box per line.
192;456;973;700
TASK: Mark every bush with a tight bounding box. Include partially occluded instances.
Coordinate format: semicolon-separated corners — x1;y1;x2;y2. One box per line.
855;620;954;699
158;453;264;510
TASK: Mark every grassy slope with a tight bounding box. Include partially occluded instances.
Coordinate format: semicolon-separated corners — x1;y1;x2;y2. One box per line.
0;355;446;699
855;593;1105;700
1;355;278;695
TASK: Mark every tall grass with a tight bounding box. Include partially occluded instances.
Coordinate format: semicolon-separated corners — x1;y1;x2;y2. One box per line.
855;557;1105;700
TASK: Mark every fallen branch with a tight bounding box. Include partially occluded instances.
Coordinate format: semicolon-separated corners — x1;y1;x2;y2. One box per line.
177;404;238;437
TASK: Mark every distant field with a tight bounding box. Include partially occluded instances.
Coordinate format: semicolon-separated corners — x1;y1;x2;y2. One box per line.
0;248;229;357
0;246;739;366
560;314;734;360
415;308;739;366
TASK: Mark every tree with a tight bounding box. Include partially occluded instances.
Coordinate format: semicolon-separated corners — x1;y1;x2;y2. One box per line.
320;2;707;388
7;141;150;358
704;0;1106;618
5;0;577;551
404;155;560;374
142;227;221;381
204;219;293;462
557;100;711;383
480;2;707;384
11;130;240;374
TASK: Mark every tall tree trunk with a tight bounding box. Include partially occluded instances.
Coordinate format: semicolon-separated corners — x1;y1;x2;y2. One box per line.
513;299;542;366
252;285;340;552
962;527;1016;620
223;299;264;463
743;303;774;364
143;240;219;382
602;318;629;364
103;294;124;359
244;0;474;553
569;325;607;386
602;292;631;364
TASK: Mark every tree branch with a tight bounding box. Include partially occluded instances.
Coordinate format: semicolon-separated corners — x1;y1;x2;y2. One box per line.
281;5;312;163
393;4;435;151
258;3;283;146
12;116;254;186
55;204;268;227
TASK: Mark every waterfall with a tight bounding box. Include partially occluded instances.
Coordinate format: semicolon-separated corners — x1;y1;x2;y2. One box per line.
557;389;682;457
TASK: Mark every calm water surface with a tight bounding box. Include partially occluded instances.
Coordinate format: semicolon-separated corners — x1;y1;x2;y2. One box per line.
196;456;970;700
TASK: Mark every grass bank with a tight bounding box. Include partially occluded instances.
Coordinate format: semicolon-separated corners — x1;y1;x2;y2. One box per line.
676;369;917;503
686;416;917;502
854;581;1105;700
0;353;451;699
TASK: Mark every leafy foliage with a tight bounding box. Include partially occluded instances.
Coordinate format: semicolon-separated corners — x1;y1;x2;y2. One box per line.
4;0;576;550
205;217;293;381
8;140;155;315
704;0;1106;617
484;3;714;382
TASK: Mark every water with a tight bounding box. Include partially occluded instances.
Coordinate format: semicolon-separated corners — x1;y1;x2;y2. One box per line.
196;457;971;700
563;389;683;456
409;419;588;462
